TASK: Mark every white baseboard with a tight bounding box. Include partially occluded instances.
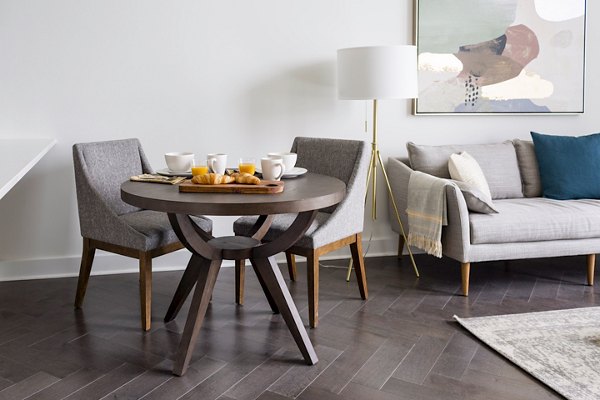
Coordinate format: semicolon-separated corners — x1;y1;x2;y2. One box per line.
0;250;194;282
0;236;408;282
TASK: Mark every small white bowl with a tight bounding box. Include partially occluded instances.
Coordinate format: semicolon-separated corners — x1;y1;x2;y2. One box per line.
165;152;194;173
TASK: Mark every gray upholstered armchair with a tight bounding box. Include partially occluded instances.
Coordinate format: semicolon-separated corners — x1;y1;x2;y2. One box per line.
233;137;370;328
72;138;212;330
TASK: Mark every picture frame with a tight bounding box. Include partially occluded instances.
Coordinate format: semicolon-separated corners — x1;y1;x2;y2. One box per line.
413;0;587;115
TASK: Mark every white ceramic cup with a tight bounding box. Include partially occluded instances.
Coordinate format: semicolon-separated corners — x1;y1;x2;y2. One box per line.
261;157;286;181
268;152;297;172
165;152;194;173
207;153;227;175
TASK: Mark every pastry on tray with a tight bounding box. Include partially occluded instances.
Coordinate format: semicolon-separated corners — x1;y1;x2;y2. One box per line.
191;172;261;185
232;172;261;185
192;173;235;185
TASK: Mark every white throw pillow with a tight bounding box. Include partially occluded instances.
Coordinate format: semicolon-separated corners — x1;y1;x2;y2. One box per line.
448;152;493;202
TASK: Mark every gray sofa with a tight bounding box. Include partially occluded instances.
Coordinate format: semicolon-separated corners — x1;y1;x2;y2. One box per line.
388;140;598;296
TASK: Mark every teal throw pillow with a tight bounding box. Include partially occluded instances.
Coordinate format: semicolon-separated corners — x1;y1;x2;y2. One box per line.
530;131;600;200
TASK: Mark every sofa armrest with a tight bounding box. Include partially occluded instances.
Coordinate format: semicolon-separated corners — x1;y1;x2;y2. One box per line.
442;184;471;263
387;156;471;262
386;157;412;236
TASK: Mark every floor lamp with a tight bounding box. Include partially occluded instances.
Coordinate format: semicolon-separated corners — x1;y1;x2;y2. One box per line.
337;45;420;278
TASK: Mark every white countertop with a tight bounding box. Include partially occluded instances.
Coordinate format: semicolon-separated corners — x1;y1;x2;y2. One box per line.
0;137;57;200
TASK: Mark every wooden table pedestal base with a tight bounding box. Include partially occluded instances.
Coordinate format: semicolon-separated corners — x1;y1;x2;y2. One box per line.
165;212;319;376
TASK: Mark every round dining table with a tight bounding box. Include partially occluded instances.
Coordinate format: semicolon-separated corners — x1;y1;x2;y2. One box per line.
121;173;346;376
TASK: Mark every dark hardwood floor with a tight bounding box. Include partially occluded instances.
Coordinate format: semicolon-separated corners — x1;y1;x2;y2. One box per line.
1;253;596;399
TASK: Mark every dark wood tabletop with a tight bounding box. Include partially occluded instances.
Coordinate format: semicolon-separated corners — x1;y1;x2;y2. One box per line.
121;173;346;216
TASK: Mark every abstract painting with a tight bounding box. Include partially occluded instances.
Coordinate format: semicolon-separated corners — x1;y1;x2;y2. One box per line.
414;0;586;114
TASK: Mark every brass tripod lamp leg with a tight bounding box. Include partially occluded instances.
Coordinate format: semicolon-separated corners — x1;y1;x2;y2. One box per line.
346;259;353;282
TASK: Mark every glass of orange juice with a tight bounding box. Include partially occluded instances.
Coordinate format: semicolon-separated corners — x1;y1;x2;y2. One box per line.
191;161;209;176
238;158;256;175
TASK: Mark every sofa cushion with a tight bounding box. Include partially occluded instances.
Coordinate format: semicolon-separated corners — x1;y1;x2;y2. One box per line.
407;141;523;199
469;198;600;244
513;139;542;198
531;131;600;200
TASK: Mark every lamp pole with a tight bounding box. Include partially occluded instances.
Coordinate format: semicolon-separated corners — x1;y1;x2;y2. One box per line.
371;99;378;220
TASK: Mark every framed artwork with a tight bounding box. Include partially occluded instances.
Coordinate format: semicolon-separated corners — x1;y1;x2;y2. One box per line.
414;0;587;115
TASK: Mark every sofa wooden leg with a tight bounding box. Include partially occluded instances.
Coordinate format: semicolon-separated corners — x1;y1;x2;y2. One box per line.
587;254;595;286
461;262;470;297
397;234;405;259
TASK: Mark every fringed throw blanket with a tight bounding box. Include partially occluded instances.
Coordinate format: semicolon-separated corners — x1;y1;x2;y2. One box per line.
406;171;449;258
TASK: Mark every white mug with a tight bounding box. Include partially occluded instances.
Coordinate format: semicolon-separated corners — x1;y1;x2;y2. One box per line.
261;157;286;181
207;153;227;175
268;152;297;172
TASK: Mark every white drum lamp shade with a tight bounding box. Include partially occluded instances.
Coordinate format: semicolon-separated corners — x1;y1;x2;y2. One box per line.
337;45;418;100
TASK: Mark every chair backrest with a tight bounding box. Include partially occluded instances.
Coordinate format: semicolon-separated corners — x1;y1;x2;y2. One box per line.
291;137;369;214
73;138;153;219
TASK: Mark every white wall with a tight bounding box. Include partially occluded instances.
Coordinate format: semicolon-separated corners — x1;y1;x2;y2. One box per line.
0;0;598;280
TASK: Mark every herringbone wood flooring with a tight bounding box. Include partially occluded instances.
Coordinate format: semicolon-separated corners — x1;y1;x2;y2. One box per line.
1;254;595;399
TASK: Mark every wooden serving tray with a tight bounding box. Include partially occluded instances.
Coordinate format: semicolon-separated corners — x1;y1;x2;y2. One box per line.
178;179;284;194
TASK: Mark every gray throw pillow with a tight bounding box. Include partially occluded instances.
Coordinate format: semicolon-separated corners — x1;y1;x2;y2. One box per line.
451;180;499;214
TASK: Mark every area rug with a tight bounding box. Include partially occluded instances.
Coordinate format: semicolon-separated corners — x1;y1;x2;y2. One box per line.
455;307;600;400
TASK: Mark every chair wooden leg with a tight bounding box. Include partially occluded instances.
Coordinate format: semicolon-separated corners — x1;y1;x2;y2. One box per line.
74;238;96;308
587;254;596;286
139;252;152;331
349;234;368;300
397;234;405;259
285;251;297;281
307;251;319;328
461;262;470;297
235;259;245;305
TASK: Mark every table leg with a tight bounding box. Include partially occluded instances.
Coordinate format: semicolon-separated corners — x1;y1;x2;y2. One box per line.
173;258;222;376
250;256;318;365
165;254;203;322
250;261;279;314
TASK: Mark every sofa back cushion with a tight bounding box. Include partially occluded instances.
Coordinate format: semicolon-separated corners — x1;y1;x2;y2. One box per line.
407;141;524;199
513;139;543;197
